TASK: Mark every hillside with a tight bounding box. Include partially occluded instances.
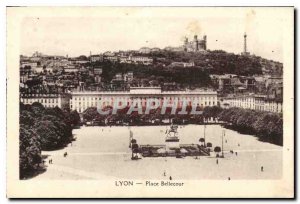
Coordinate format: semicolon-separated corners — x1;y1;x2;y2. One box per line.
147;50;283;76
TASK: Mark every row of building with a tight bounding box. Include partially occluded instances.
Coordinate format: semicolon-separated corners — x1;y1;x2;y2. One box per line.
210;74;283;99
138;35;207;53
20;87;217;112
220;94;282;113
90;52;153;65
20;87;282;114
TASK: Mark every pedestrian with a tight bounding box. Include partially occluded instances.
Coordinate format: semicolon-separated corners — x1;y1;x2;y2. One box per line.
163;171;166;177
235;152;238;156
216;159;219;165
261;166;264;172
228;177;231;180
169;176;172;180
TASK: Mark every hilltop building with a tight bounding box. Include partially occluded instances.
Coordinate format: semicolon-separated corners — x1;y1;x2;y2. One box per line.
184;35;207;52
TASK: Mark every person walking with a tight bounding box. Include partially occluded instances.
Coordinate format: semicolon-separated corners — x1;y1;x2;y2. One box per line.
216;159;219;165
169;176;172;180
261;166;264;172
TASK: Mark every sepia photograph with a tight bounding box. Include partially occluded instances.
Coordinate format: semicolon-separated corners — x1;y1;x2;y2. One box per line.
6;6;294;198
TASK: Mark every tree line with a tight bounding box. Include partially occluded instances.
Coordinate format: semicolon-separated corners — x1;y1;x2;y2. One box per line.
82;106;205;125
19;102;80;179
82;105;283;146
203;106;283;146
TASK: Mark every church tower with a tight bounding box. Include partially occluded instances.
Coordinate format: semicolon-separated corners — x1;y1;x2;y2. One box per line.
193;35;198;51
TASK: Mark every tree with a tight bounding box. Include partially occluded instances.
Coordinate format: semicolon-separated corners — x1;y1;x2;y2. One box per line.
218;107;283;146
214;146;221;157
19;125;42;179
199;138;205;146
70;110;81;126
33;120;63;150
19;103;76;178
20;110;35;127
31;102;45;118
82;107;100;121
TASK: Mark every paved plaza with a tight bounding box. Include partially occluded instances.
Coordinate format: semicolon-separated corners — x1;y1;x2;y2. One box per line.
34;125;282;180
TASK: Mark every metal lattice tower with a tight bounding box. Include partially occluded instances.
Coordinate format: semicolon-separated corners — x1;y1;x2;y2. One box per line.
244;33;247;53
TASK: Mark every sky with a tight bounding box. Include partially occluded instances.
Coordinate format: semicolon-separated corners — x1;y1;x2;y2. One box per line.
19;7;292;62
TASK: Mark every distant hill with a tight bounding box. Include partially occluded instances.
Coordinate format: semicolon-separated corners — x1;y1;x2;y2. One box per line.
88;49;283;89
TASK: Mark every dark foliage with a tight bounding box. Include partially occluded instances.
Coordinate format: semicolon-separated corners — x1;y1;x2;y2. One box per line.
218;107;283;145
19;102;75;178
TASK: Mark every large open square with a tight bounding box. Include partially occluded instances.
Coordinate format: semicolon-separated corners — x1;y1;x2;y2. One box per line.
33;125;282;180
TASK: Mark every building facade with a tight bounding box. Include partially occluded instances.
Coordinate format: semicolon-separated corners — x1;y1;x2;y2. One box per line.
20;93;71;109
90;54;104;62
170;62;195;67
128;55;153;65
70;87;218;113
221;95;282;113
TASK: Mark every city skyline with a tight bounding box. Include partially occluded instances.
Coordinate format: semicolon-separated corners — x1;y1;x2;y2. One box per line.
19;7;288;62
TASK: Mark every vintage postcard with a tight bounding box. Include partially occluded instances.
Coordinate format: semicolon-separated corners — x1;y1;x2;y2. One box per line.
7;7;294;198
